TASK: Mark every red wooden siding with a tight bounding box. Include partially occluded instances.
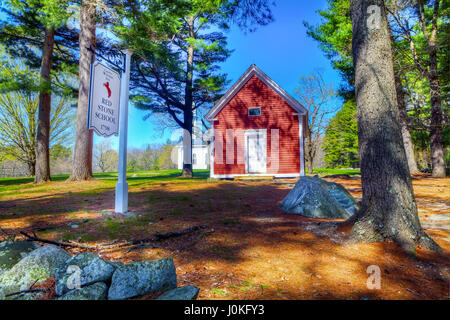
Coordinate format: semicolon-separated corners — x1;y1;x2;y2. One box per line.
214;75;301;175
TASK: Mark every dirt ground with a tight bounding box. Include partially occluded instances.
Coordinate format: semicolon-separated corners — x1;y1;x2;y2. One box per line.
0;173;448;300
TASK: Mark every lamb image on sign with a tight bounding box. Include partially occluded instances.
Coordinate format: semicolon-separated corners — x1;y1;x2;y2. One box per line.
88;61;121;137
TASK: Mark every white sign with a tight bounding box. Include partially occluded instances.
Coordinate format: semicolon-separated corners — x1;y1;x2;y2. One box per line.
88;61;121;137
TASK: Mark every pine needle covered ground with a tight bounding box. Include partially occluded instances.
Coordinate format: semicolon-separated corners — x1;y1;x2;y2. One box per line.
0;170;448;300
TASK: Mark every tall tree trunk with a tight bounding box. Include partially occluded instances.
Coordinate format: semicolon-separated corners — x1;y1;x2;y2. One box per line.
69;0;95;181
35;28;55;183
28;160;36;177
428;43;445;177
429;72;445;177
395;72;419;174
418;0;445;177
348;0;439;254
387;19;419;175
181;16;194;178
306;135;314;174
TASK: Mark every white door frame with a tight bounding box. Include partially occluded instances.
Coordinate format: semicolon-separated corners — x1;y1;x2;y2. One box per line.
244;129;267;174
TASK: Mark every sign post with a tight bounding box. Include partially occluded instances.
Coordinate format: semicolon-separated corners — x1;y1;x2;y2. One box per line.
115;50;132;214
86;46;131;214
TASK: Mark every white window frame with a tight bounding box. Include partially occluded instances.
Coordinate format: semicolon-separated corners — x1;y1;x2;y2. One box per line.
248;107;261;117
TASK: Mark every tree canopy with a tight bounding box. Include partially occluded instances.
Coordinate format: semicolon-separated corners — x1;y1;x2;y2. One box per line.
305;0;448;173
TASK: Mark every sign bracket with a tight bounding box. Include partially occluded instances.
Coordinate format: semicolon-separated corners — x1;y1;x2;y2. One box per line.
86;45;126;74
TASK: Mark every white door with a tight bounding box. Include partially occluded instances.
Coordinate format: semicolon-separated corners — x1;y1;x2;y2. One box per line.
246;131;266;173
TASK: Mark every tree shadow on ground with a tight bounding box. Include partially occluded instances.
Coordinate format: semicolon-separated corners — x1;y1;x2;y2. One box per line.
0;177;448;299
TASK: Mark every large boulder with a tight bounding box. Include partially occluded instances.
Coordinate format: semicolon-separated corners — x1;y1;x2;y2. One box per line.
0;241;39;276
108;258;177;300
156;285;199;300
58;282;108;300
279;176;357;219
0;245;70;297
55;252;116;296
311;176;359;215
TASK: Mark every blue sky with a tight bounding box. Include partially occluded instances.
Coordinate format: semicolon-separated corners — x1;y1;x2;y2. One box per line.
98;0;342;150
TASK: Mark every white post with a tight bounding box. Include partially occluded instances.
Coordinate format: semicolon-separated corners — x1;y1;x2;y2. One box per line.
209;128;214;178
299;115;305;176
115;49;132;213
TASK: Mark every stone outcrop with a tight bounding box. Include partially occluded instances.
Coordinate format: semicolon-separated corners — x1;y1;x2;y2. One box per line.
280;176;358;219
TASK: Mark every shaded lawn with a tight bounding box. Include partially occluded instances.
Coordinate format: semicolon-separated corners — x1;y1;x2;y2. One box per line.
0;170;448;300
309;168;361;176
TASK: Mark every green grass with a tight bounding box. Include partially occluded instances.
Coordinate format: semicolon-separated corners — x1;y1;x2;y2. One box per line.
227;285;248;291
61;233;81;242
168;208;182;216
219;217;240;226
211;244;235;260
100;219;126;239
0;168;360;194
0;169;210;191
307;168;361;176
211;288;227;296
169;195;191;202
147;194;161;202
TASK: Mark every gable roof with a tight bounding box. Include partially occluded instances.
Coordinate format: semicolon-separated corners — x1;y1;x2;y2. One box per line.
206;64;307;121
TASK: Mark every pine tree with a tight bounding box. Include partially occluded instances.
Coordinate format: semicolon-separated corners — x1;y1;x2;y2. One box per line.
116;1;231;177
388;0;447;177
349;0;439;254
115;0;273;178
304;0;421;174
69;0;96;181
68;0;120;181
323;100;359;168
0;0;78;182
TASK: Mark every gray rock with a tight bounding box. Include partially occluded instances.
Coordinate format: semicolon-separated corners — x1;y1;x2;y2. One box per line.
279;176;356;219
307;176;358;214
58;282;108;300
0;241;39;276
104;260;124;269
0;245;70;297
55;252;116;296
108;258;177;300
156;286;199;300
323;181;359;215
8;291;46;300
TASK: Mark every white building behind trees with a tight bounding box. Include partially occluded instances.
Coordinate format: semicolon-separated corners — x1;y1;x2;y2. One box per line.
174;111;209;170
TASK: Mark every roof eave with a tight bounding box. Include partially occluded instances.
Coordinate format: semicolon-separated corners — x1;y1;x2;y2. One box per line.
206;64;307;121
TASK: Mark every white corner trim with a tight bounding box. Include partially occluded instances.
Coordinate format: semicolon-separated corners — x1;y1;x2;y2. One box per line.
299;116;305;176
210;127;214;178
